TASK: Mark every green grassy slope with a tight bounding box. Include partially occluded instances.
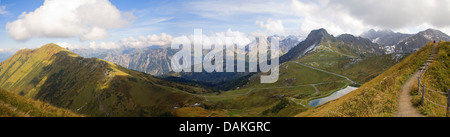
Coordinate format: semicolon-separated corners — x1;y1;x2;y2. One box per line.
0;88;80;117
300;53;407;84
173;60;350;117
0;43;208;117
296;42;435;117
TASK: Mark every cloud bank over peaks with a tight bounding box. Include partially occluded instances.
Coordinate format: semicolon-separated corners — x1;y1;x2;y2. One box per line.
120;33;174;48
57;29;255;50
58;33;174;50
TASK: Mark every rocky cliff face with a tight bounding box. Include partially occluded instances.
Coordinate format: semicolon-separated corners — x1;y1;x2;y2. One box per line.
101;47;178;76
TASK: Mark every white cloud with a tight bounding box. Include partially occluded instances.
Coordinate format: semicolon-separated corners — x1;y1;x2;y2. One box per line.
290;0;450;36
214;29;247;38
120;33;173;48
88;41;120;49
256;19;285;34
6;0;133;41
291;0;369;36
57;41;119;50
80;27;109;41
214;29;252;47
56;42;83;49
329;0;450;29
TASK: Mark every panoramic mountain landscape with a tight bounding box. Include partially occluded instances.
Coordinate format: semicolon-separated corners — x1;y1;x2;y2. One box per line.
0;0;449;120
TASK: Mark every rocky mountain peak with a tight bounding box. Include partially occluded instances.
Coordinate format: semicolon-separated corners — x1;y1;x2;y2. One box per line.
308;28;331;39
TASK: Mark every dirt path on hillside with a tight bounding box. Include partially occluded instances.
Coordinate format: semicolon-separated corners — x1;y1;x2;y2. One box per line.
396;43;437;117
395;71;423;117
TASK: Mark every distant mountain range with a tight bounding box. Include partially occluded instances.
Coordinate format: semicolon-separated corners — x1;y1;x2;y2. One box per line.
361;28;450;53
72;35;302;77
394;29;450;53
361;29;412;47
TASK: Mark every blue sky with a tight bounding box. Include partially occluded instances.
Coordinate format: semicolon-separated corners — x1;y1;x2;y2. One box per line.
1;0;449;50
0;0;305;50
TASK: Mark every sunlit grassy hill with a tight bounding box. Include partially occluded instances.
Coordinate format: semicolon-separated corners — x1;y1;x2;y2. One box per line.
0;43;208;117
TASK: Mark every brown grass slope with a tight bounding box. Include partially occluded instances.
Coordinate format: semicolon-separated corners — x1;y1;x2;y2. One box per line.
0;88;80;117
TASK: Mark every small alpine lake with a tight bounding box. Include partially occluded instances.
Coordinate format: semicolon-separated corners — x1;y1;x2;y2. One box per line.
308;86;358;107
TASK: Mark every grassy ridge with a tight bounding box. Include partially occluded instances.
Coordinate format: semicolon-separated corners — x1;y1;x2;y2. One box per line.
411;42;449;116
297;42;433;117
0;88;80;117
0;43;208;117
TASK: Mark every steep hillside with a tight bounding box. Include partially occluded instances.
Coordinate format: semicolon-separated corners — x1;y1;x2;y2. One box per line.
0;88;80;117
299;53;406;84
280;28;333;63
296;42;435;117
0;43;208;117
411;42;449;116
